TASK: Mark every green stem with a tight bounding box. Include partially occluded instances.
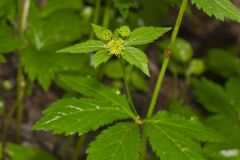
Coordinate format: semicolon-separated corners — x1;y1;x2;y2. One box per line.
102;0;111;28
16;0;30;142
146;0;188;118
120;59;138;115
142;1;188;159
90;0;101;39
1;104;17;160
72;135;86;160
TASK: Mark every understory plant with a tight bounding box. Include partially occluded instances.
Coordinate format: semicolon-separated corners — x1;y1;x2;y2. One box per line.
1;0;240;160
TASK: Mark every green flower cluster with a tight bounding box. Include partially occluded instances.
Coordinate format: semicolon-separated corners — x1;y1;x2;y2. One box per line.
99;26;130;56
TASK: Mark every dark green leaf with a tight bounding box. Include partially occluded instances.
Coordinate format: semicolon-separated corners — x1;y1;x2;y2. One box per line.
0;143;56;160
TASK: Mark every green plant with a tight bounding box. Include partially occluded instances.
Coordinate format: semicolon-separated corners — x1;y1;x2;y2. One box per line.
1;0;240;159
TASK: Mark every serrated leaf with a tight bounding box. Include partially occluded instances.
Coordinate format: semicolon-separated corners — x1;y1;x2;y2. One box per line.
192;78;236;116
59;74;134;117
125;27;171;46
145;112;221;160
146;123;205;160
92;49;111;68
123;47;149;76
33;98;131;135
146;112;222;142
191;0;240;21
0;23;20;53
91;24;106;39
21;47;89;91
0;143;56;160
28;11;85;50
57;40;105;54
87;123;141;160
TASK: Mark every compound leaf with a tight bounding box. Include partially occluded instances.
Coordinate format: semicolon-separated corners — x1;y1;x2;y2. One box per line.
59;74;134;117
146;112;222;160
33;98;131;135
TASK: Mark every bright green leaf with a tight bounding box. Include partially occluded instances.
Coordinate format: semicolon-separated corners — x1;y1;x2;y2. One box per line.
57;40;105;54
125;27;171;46
146;112;222;142
191;0;240;21
59;74;134;117
92;49;111;68
33;98;131;135
87;123;141;160
0;143;56;160
123;47;150;76
91;24;107;39
146;112;222;160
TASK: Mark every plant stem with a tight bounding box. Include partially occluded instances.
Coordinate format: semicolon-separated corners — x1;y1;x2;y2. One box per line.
146;0;188;118
120;59;138;115
142;1;188;159
102;0;111;28
16;0;30;142
72;135;86;160
90;0;101;39
1;104;17;160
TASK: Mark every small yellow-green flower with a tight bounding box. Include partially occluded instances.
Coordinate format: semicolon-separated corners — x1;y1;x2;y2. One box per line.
106;38;125;56
119;26;130;38
101;29;113;41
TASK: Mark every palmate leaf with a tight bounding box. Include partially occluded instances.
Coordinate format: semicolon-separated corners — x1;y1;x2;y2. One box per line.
122;47;149;76
0;143;56;160
125;27;171;46
87;123;141;160
33;98;131;135
145;112;222;160
92;49;111;68
191;0;240;21
58;74;134;117
57;40;105;54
